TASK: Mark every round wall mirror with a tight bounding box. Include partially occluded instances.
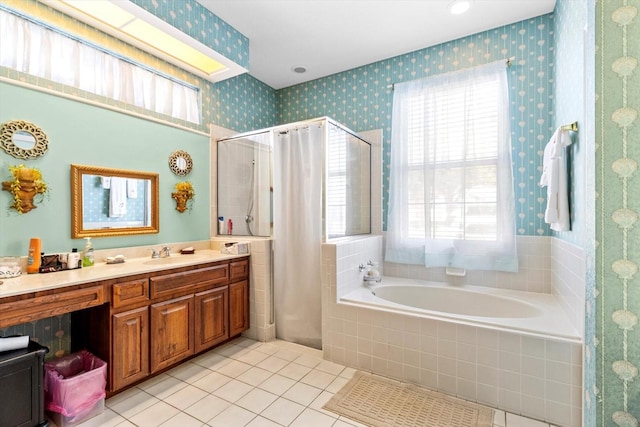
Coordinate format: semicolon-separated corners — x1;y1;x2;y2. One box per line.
0;120;49;159
169;150;193;176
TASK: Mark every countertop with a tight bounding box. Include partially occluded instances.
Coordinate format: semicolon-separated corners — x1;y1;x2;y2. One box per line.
0;250;248;299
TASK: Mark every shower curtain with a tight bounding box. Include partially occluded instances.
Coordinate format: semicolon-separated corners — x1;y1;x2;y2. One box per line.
273;124;324;349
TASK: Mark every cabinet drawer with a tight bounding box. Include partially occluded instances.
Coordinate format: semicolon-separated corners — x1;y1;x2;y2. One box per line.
150;264;228;299
112;279;149;309
230;259;249;281
0;286;105;328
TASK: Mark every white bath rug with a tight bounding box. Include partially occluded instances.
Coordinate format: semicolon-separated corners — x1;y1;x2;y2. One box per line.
323;371;494;427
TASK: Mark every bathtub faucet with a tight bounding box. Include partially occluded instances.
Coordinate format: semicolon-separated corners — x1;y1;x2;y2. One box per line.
362;260;381;283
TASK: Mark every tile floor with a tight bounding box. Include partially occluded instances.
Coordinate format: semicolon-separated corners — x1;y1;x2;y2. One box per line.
56;337;559;427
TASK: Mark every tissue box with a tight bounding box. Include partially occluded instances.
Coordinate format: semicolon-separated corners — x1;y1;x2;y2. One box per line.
220;242;249;255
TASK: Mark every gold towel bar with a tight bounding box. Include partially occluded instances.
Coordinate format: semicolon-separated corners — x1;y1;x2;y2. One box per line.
561;121;578;132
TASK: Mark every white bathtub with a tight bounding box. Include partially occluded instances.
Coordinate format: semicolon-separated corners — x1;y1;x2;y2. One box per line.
340;277;580;343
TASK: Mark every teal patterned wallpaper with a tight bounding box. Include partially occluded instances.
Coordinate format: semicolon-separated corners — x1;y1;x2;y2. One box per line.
277;15;556;236
1;315;70;360
596;1;640;425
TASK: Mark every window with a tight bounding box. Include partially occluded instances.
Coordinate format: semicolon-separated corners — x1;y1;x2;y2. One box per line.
385;61;518;272
0;8;200;124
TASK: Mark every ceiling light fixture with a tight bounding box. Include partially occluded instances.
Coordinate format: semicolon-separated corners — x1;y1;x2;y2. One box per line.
41;0;247;83
448;0;472;15
292;66;307;74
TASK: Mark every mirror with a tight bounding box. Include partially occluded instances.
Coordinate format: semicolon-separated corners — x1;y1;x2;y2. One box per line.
71;164;159;238
0;120;49;159
169;150;193;176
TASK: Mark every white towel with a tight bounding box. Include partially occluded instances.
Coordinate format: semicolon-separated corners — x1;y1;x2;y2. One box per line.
127;179;138;198
101;176;111;189
109;177;127;217
539;128;572;231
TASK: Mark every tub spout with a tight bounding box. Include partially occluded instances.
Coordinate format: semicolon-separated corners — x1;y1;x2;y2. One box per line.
363;274;381;283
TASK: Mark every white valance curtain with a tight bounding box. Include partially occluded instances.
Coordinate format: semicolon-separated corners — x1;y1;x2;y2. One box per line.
0;8;200;124
385;61;518;272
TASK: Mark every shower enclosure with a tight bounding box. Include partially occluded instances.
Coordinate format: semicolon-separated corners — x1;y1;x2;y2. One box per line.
217;117;371;349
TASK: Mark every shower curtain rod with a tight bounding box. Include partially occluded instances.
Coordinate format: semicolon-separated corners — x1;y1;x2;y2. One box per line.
386;57;515;90
216;116;371;146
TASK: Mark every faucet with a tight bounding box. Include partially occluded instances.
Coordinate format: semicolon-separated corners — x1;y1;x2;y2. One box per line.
150;248;160;259
362;260;381;284
160;246;171;258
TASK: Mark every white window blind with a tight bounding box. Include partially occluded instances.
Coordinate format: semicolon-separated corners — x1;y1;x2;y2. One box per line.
327;125;347;237
386;61;518;272
0;8;200;124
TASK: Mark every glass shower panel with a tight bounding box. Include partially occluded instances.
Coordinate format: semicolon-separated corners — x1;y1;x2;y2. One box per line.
326;123;371;238
217;131;272;236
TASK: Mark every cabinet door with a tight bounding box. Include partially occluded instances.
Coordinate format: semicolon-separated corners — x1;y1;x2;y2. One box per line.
150;295;194;373
195;286;229;353
229;280;249;337
112;307;149;391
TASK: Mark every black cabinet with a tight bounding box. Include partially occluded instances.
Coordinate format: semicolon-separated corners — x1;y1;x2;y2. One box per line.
0;341;48;427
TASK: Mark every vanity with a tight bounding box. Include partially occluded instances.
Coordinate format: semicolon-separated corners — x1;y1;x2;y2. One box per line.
0;251;250;395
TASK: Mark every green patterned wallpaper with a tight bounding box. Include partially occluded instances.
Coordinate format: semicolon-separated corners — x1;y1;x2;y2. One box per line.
596;1;640;425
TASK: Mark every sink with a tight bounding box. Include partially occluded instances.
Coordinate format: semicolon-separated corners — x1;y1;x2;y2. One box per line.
142;257;187;265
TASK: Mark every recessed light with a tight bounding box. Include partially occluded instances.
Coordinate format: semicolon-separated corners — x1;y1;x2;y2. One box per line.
449;0;471;14
292;66;307;74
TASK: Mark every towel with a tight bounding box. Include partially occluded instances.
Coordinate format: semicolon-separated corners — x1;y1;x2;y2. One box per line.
109;177;127;217
101;176;111;189
127;179;138;198
539;128;572;231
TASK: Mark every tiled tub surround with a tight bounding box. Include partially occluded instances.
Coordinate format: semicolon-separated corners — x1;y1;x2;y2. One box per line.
322;235;584;427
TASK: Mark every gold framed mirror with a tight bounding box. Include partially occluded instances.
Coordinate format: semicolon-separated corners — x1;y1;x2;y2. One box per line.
169;150;193;176
71;164;159;238
1;120;49;159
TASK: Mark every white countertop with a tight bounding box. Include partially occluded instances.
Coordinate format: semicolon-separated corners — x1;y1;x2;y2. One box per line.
0;250;248;299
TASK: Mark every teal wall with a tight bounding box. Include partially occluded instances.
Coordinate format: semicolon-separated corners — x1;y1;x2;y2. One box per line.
0;81;210;255
277;15;556;236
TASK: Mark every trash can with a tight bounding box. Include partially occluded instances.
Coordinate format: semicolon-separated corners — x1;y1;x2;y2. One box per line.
44;350;106;427
0;340;49;427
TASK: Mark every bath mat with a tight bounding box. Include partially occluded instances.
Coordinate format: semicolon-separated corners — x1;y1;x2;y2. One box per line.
323;371;494;427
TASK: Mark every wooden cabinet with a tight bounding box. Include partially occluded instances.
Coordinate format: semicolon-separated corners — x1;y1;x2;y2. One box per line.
229;280;249;337
112;307;149;390
150;295;194;373
195;286;229;353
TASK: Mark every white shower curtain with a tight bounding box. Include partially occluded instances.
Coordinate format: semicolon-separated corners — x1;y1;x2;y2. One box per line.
273;124;324;349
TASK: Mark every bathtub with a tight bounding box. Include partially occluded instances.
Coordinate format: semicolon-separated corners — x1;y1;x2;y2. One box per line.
340;277;580;343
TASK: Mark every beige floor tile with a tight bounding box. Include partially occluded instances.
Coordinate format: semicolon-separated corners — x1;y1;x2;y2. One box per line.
260;397;305;426
282;382;322;406
191;351;232;370
159;411;205;427
163;384;208;410
316;360;345;376
494;409;507;426
216;359;252;377
167;362;212;384
289;407;337;427
253;343;281;355
257;355;291;373
214;343;251;359
326;376;349;393
107;388;159;419
128;401;180;427
236;349;271;366
278;362;312;381
237;366;273;386
192;370;233;393
235;388;278;413
245;416;282;427
273;348;303;361
257;373;297;396
213;378;254;403
183;394;230;423
299;369;336;389
309;390;338;418
208;404;256;427
506;413;550;427
139;374;189;400
339;367;357;379
293;353;323;368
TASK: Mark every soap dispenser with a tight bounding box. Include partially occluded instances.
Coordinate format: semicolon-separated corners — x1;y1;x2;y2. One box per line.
82;237;94;267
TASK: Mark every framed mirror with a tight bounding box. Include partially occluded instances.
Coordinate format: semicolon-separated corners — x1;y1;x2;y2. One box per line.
0;120;49;159
71;164;159;238
169;150;193;176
